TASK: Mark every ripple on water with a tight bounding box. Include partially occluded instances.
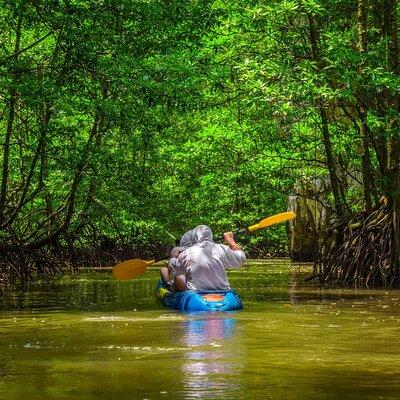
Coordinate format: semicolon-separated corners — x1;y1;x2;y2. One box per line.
84;314;185;322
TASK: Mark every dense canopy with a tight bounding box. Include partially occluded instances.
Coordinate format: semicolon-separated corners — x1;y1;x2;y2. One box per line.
0;0;399;286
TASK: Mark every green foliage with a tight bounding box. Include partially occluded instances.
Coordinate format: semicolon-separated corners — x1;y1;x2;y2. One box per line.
1;0;399;267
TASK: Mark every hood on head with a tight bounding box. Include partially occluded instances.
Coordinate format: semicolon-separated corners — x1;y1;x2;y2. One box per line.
190;225;213;244
179;230;194;247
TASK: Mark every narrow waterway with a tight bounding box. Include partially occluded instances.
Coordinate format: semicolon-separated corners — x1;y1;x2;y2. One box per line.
1;260;400;399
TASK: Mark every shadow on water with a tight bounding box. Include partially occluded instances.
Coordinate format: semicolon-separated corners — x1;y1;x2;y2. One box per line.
0;261;328;312
0;271;162;312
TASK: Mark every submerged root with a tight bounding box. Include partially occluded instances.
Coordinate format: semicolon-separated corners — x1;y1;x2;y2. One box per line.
0;248;71;285
315;202;400;288
0;239;172;286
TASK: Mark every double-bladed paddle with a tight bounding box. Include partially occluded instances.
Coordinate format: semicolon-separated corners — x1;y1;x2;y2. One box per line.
112;211;295;281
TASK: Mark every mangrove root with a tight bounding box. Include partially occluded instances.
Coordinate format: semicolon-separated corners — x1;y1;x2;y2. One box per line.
315;202;400;287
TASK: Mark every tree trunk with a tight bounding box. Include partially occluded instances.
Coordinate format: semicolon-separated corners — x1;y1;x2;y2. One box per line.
383;0;400;258
0;14;22;222
357;0;374;211
307;12;346;220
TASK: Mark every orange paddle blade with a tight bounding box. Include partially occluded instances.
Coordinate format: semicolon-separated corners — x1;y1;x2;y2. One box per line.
112;259;156;281
247;211;296;232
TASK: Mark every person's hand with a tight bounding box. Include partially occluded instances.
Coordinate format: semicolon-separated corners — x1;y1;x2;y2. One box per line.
171;246;185;258
223;231;234;242
223;232;241;251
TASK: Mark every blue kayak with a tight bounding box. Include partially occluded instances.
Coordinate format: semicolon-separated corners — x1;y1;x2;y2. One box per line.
156;279;243;312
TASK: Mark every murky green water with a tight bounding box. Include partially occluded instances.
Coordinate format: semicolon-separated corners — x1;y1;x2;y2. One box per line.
1;260;400;400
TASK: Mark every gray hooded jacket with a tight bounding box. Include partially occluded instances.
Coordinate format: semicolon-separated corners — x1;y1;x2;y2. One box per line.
168;230;194;277
175;225;246;291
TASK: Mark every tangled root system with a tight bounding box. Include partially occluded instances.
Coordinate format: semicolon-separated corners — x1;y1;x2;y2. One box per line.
315;201;400;287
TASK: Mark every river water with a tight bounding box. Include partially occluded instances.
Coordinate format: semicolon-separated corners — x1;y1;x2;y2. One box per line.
1;260;400;399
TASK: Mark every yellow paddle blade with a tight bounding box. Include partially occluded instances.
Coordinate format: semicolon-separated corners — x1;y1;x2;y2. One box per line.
248;211;296;232
112;259;156;281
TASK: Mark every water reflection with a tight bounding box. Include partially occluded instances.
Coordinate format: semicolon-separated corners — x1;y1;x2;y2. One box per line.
0;272;159;312
180;315;243;399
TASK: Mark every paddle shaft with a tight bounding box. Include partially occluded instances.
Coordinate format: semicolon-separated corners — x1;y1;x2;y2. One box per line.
213;228;247;242
112;211;295;280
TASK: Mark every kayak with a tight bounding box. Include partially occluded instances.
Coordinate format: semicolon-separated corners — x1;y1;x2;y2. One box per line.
156;279;243;312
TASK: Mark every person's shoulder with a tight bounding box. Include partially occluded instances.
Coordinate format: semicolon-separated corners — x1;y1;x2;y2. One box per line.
214;243;233;253
220;243;246;257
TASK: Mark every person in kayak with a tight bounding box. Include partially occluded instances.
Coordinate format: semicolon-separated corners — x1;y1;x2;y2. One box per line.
173;225;246;291
160;229;193;291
